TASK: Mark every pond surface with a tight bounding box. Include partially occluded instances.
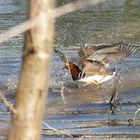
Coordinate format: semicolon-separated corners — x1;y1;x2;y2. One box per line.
0;0;140;139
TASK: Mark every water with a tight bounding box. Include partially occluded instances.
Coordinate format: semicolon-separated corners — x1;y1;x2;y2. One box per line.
0;0;140;139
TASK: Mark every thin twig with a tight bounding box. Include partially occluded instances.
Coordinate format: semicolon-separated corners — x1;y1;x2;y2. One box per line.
0;16;40;43
0;92;17;114
133;108;140;125
61;87;67;105
43;122;73;138
55;0;109;18
0;0;110;43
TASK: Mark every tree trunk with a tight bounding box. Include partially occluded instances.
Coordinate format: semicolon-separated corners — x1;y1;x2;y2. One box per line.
7;0;55;140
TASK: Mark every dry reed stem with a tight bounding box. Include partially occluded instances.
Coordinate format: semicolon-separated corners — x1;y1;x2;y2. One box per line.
0;0;109;43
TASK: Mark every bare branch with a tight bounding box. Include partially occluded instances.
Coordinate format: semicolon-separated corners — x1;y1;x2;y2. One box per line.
0;0;110;43
7;0;55;139
0;16;39;43
0;92;17;114
55;0;109;17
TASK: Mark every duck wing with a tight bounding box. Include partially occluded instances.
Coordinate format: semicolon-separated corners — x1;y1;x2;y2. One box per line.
81;60;105;77
86;42;140;62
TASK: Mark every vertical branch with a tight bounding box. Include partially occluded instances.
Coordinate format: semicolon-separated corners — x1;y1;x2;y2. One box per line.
7;0;55;140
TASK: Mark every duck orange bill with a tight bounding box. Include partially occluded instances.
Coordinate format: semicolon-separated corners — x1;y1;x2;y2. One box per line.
64;61;83;81
79;72;116;85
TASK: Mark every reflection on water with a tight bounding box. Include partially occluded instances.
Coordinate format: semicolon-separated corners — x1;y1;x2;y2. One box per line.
0;0;140;139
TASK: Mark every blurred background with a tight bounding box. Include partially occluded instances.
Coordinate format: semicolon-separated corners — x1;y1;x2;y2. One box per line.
0;0;140;139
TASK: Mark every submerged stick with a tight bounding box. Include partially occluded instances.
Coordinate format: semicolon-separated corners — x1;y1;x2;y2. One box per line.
43;122;73;137
133;108;140;125
0;92;17;114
